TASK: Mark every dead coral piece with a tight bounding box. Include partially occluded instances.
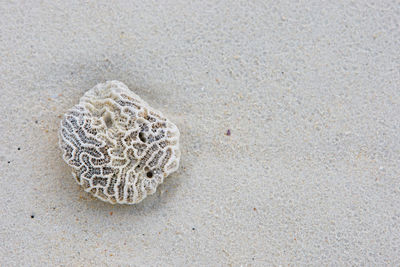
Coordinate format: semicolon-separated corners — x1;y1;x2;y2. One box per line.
59;81;180;204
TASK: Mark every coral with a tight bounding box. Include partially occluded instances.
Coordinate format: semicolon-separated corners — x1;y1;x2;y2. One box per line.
58;81;180;204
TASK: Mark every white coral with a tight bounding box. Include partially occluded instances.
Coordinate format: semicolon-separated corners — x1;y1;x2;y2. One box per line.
58;81;180;204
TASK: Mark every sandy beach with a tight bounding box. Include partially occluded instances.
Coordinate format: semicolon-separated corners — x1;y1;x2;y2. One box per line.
0;1;399;266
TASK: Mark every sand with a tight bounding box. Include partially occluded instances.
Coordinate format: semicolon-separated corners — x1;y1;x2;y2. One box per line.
0;1;399;266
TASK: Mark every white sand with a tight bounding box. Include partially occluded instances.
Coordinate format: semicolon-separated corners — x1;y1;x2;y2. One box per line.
0;1;399;266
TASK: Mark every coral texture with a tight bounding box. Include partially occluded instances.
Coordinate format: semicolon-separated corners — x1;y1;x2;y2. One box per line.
59;81;180;204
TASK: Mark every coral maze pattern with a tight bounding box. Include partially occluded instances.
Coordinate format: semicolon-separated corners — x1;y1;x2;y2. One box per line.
59;81;180;204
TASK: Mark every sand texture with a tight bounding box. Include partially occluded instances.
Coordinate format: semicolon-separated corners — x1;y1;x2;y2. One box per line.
0;1;399;266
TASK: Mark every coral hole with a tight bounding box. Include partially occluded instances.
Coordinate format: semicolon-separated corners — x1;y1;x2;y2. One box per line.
103;112;113;128
139;132;147;143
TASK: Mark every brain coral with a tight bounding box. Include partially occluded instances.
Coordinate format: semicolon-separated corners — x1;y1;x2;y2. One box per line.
58;81;180;204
